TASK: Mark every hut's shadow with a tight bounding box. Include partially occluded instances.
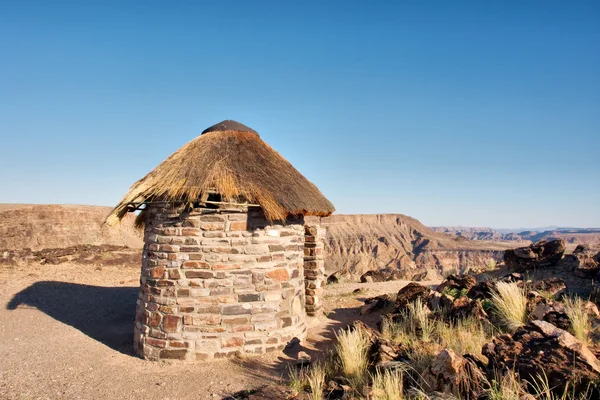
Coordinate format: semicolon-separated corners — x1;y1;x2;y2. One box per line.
6;281;138;356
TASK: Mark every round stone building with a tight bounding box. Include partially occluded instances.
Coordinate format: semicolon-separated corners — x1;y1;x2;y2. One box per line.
107;120;334;361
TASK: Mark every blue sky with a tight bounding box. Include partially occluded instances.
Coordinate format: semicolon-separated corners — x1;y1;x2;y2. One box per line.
0;1;598;228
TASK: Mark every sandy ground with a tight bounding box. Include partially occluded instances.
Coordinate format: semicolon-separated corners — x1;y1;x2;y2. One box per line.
0;262;437;400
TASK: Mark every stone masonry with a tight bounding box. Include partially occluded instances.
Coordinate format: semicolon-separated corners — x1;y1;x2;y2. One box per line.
304;225;326;316
134;204;307;361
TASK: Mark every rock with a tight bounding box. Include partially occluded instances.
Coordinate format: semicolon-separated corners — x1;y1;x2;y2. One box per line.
532;278;567;299
449;296;488;321
297;351;311;367
422;349;485;398
483;320;600;395
360;268;403;283
530;299;571;331
326;273;339;284
436;274;477;294
325;379;352;399
466;281;496;300
559;245;600;278
395;282;431;310
412;269;444;281
360;295;393;315
504;239;566;272
501;272;524;284
427;291;454;312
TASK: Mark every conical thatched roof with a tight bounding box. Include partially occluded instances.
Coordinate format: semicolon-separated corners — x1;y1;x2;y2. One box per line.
106;120;334;225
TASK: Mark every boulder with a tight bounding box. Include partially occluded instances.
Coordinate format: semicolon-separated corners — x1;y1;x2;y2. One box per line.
360;295;393;315
530;299;571;331
412;269;444;282
427;291;454;312
436;274;477;294
449;296;488;321
466;281;496;300
504;239;566;272
500;272;524;284
395;282;431;310
482;320;600;395
360;268;402;283
559;245;600;278
532;277;567;299
422;349;485;398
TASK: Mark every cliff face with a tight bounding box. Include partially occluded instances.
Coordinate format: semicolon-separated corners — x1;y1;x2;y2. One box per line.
318;214;512;281
0;204;141;251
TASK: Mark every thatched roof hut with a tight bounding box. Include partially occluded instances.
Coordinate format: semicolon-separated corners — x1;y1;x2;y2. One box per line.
106;120;334;225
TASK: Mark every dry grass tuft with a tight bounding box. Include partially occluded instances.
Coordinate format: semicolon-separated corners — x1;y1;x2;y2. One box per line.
335;326;370;388
490;282;528;332
306;363;325;400
372;368;404;400
435;317;494;358
486;370;522;400
563;296;592;344
287;365;306;395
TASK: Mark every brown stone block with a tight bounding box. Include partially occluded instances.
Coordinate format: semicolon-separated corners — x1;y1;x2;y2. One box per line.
222;337;245;348
148;244;160;251
184;237;199;245
148;312;162;328
266;268;289;281
200;215;225;222
200;223;224;231
214;351;237;359
162;315;182;333
168;269;182;279
171;237;185;245
196;305;221;314
182;261;210;269
159;349;188;360
232;325;253;333
271;253;285;262
160;244;180;253
146;337;167;348
168;341;189;348
177;288;190;297
204;231;226;238
159;305;177;314
222;316;250;325
213;263;241;270
179;306;194;313
156;280;174;287
222;304;252;315
181;246;201;252
150;267;165;279
181;228;201;236
238;293;264;302
228;221;247;231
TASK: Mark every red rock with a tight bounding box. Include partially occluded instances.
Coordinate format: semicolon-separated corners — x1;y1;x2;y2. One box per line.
266;268;289;281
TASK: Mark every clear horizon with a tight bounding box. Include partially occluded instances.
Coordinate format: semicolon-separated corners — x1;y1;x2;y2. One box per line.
1;1;599;229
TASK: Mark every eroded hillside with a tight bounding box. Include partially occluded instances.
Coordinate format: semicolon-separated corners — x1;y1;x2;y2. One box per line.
0;204;142;251
317;214;513;280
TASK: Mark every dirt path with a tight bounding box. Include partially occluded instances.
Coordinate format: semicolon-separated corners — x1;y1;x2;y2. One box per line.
0;263;436;400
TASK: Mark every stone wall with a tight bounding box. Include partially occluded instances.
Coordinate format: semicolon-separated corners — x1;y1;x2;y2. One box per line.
304;225;326;316
134;204;307;361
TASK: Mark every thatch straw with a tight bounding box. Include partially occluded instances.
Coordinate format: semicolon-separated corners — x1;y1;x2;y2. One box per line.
106;121;334;225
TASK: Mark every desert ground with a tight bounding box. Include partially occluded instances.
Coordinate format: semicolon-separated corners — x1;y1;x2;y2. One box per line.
0;260;437;400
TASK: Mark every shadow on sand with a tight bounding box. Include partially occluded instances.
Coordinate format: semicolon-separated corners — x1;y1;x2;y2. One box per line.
6;281;138;356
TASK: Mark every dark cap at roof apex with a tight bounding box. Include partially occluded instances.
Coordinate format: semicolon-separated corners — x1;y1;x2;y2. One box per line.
201;120;259;136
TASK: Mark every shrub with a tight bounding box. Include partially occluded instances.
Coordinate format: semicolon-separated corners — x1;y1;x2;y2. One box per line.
490;282;527;331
